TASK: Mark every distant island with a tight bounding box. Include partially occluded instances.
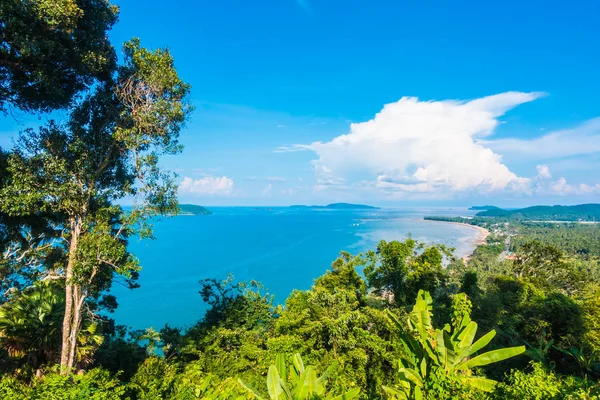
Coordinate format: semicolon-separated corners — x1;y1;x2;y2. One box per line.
468;205;501;211
289;203;379;210
476;203;600;221
177;204;212;215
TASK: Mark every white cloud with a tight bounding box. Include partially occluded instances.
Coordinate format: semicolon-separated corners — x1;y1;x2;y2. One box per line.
533;176;600;196
536;164;552;179
291;92;543;196
179;176;234;195
262;183;273;196
274;145;310;153
485;118;600;160
281;188;297;196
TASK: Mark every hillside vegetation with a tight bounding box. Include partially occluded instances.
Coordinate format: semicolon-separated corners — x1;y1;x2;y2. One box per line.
476;204;600;221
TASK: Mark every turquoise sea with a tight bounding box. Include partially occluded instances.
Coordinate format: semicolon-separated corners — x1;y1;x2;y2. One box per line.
111;207;480;330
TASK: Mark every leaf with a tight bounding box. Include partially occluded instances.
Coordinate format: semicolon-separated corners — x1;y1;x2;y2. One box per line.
457;321;478;349
294;367;319;399
420;357;427;379
275;353;287;378
330;388;361;400
465;377;499;392
469;329;496;355
293;353;305;375
237;378;266;400
398;368;423;387
382;385;409;400
267;365;282;399
459;346;526;370
414;386;424;400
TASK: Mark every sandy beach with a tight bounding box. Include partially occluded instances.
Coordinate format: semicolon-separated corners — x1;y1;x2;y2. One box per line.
425;219;490;259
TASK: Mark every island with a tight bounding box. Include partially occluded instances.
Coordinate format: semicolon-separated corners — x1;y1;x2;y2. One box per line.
468;205;501;211
289;203;379;210
177;204;213;215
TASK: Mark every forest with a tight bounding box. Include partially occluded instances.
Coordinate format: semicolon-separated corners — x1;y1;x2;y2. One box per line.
1;1;599;399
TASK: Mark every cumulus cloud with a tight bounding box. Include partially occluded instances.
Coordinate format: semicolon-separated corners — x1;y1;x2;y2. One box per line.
290;92;544;196
547;177;600;196
536;164;552;179
179;175;234;195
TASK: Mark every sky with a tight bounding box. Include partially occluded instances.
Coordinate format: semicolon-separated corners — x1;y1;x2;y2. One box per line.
2;0;600;207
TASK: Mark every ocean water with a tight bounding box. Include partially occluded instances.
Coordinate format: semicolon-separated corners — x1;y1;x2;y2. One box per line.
110;207;479;330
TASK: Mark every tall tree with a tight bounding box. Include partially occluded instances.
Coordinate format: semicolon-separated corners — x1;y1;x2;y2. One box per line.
364;239;450;306
0;39;192;372
0;0;117;113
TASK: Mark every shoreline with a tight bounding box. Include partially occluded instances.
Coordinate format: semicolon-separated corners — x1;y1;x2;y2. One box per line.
425;219;490;259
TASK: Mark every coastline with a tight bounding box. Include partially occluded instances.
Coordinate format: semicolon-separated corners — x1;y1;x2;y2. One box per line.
425;219;490;259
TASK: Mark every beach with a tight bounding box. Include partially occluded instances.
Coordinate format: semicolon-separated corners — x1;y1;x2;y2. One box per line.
425;219;490;259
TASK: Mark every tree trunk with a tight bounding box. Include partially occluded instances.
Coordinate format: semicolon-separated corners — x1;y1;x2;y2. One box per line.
60;217;81;373
67;285;86;368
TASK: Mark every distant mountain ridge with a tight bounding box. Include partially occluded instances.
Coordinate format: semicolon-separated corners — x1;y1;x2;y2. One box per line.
289;203;379;210
476;203;600;221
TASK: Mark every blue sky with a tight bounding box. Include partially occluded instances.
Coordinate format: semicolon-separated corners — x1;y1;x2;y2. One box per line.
2;0;600;206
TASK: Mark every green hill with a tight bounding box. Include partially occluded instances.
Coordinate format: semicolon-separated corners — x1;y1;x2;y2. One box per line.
177;204;212;215
476;203;600;221
469;205;501;211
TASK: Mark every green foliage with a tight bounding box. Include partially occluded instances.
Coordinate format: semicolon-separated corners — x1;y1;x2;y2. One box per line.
92;325;147;380
238;353;360;400
0;368;126;399
0;0;118;112
269;252;400;398
0;280;103;371
511;222;600;261
129;356;249;400
0;31;192;369
493;362;600;400
384;290;525;399
475;204;600;221
364;239;451;306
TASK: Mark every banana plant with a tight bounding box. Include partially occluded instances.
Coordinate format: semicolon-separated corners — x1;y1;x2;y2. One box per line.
383;291;525;399
238;353;360;400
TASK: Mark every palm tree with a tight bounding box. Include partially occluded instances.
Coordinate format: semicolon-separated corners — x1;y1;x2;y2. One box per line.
0;280;103;370
0;280;64;368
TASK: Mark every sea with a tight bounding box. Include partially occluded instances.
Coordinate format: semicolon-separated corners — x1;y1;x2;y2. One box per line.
110;206;479;330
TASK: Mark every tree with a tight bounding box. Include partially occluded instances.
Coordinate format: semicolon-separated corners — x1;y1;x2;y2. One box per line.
0;39;192;372
270;253;400;398
364;239;450;306
0;0;118;113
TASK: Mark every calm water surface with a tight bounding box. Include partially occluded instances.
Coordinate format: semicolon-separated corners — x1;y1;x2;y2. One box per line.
111;207;478;329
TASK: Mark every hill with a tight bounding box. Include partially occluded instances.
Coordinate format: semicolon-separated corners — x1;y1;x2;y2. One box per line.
289;203;379;210
177;204;212;215
476;203;600;221
469;205;501;211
